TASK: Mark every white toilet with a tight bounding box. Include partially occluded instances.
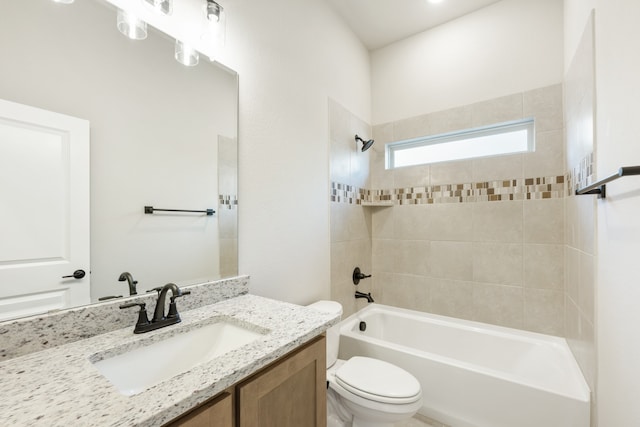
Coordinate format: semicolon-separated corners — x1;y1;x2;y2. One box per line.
308;301;423;427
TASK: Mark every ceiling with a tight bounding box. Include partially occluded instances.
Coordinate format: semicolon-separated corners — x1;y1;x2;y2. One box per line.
325;0;503;50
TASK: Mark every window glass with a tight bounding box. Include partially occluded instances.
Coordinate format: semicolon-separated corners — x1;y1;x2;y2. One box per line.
387;119;535;169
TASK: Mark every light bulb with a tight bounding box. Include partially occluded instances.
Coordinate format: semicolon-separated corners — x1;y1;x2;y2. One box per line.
117;9;148;40
142;0;173;16
205;0;223;22
175;40;199;67
201;0;226;58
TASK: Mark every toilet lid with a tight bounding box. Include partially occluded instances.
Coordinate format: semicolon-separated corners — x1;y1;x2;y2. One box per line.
335;357;421;404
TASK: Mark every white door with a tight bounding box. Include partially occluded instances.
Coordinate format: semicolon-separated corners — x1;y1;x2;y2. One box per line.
0;99;90;321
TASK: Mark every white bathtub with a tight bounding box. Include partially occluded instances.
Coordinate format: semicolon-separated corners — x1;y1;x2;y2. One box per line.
338;304;590;427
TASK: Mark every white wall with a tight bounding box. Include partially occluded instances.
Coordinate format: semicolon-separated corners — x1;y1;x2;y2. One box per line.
223;0;371;303
371;0;564;125
593;1;640;425
563;0;595;74
565;0;640;425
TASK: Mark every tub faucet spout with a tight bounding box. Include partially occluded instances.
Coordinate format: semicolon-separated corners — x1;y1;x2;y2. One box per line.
355;291;374;303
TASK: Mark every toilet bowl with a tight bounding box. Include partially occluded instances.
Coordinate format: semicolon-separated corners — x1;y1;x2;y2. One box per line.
308;301;422;427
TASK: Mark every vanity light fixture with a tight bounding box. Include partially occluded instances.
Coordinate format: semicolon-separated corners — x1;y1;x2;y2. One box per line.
142;0;173;16
117;9;148;40
202;0;226;61
428;0;444;3
205;0;223;22
52;0;75;3
175;40;199;66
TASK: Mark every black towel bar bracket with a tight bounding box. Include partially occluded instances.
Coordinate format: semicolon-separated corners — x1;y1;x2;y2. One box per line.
575;166;640;199
144;206;215;216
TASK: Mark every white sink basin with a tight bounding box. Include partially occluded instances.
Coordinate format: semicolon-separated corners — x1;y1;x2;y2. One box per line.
92;320;266;396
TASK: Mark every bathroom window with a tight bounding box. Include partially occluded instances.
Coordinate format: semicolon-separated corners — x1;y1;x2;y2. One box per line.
386;118;535;169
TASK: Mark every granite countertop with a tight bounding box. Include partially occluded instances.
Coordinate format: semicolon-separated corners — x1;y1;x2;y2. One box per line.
0;294;339;427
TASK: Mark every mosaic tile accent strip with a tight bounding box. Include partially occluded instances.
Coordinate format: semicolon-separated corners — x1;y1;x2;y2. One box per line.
219;194;238;209
330;176;565;205
330;182;370;204
566;152;595;196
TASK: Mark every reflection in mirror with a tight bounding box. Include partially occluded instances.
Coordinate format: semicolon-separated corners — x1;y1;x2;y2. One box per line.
0;0;238;320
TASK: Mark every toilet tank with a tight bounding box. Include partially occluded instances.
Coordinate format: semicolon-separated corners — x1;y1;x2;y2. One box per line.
307;300;342;368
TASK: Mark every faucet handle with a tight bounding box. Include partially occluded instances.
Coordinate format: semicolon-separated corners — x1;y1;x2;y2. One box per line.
167;291;191;319
98;295;123;301
146;287;163;295
170;290;191;303
352;267;372;285
119;302;150;333
120;302;145;309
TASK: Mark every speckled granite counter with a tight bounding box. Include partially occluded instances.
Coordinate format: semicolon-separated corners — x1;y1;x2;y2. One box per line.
0;294;339;427
1;276;250;361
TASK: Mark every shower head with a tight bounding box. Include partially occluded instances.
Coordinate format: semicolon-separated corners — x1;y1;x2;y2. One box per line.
355;134;375;152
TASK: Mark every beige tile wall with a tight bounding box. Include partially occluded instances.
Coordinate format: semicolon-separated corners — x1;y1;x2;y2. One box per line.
330;84;569;337
564;12;597;414
369;84;566;335
329;99;374;317
218;135;238;278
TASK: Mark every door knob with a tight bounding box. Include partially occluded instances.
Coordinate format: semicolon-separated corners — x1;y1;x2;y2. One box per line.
62;269;86;279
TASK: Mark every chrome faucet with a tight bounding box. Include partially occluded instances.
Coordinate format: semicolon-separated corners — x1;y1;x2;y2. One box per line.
120;283;190;334
355;291;374;303
118;272;138;296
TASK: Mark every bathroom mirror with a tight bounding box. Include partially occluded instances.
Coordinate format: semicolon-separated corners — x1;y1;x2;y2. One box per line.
0;0;238;318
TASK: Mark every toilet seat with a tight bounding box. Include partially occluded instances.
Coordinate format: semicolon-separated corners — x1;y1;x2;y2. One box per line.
335;357;421;404
309;300;423;427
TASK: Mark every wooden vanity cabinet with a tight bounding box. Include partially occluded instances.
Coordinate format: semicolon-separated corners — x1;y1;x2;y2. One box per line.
166;335;326;427
166;390;234;427
237;334;327;427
